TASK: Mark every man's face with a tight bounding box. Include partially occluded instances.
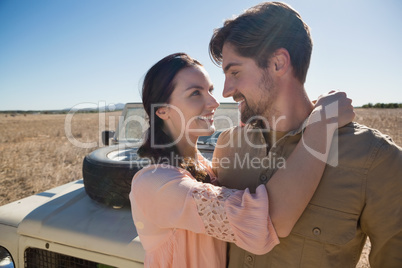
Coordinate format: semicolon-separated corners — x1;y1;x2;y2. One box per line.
221;43;279;125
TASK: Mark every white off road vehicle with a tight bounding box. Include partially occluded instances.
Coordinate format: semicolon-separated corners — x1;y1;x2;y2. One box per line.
0;103;237;268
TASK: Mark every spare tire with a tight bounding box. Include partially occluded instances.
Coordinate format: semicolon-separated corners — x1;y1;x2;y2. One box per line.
83;132;221;208
82;145;150;208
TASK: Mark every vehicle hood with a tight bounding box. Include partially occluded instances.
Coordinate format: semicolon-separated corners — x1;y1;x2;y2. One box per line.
0;182;75;228
17;180;144;264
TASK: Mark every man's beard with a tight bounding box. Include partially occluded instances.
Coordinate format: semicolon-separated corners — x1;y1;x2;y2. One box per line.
240;100;258;124
240;72;277;126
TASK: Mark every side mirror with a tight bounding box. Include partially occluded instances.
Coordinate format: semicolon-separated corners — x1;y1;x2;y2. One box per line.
102;130;115;146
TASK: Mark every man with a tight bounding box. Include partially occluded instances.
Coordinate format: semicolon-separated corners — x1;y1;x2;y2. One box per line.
210;2;402;267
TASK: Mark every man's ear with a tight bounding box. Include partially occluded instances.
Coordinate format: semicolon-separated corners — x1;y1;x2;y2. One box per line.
156;106;169;120
271;48;291;76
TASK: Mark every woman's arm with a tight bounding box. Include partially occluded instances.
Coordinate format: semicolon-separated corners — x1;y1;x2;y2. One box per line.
266;91;354;237
130;165;279;254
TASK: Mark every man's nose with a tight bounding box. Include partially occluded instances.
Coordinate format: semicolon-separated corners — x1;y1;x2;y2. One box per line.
223;79;235;98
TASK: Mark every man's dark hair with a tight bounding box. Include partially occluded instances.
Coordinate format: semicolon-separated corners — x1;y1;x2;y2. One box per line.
209;2;312;84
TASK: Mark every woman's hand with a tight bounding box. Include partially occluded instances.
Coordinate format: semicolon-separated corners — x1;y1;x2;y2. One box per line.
313;90;355;129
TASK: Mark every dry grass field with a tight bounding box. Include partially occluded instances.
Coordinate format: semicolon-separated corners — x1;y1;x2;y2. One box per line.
0;108;401;267
0;111;120;205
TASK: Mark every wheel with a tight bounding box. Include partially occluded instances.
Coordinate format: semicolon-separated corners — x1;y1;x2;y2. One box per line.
82;145;149;208
82;132;221;208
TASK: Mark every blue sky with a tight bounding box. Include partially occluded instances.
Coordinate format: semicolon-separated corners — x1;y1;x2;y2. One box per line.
0;0;401;110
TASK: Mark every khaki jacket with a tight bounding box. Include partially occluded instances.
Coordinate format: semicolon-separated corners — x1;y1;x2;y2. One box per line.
212;122;402;268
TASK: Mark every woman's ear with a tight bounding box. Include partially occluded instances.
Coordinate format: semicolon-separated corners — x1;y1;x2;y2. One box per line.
156;106;169;120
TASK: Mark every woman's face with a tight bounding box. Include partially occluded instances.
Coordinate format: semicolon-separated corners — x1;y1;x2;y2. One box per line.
161;66;219;144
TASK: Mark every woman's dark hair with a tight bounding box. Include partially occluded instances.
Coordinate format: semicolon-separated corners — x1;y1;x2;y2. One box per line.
209;2;312;84
138;53;210;183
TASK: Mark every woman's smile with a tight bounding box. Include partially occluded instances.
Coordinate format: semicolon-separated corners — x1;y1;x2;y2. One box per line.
197;112;215;124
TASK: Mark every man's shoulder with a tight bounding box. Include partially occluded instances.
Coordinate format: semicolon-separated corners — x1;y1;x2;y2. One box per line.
217;124;265;150
339;122;397;147
215;126;242;154
219;124;264;139
220;124;251;135
219;125;242;141
335;122;401;170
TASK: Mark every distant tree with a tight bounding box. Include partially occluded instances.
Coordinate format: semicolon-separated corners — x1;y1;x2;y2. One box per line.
361;102;401;108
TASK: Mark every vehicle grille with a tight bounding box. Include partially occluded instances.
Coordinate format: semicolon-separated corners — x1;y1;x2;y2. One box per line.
24;248;115;268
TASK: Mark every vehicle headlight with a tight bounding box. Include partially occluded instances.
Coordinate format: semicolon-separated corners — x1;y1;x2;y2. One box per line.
0;247;14;268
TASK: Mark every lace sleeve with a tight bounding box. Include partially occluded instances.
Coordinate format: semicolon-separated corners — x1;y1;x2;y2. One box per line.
191;183;238;242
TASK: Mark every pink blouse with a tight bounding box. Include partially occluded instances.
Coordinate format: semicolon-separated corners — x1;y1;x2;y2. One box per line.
129;155;279;268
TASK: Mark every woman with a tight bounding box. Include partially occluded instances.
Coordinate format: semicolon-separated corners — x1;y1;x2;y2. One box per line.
129;53;354;267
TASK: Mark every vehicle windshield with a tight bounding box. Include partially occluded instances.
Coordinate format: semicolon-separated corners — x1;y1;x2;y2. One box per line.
116;103;239;143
